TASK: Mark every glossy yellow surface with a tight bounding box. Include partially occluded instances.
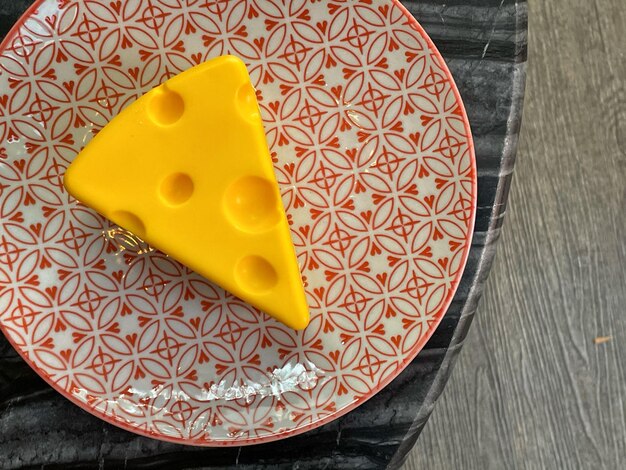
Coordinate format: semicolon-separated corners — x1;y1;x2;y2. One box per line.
64;56;310;330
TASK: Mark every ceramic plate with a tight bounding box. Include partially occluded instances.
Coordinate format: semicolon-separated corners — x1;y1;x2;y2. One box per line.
0;0;475;445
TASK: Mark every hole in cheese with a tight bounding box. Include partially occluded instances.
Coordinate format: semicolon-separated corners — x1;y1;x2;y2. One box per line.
111;210;146;239
236;83;260;122
148;86;184;125
223;176;281;233
160;172;194;206
234;255;278;293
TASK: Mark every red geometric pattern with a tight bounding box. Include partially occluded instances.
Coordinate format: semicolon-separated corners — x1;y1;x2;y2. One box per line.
0;0;475;445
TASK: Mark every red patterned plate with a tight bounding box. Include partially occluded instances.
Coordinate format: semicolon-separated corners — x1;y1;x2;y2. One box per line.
0;0;475;445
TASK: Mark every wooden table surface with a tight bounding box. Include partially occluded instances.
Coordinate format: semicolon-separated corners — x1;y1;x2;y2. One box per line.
405;0;626;468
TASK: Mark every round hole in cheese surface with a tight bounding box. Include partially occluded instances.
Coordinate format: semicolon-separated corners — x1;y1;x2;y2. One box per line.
223;176;281;233
236;83;261;122
148;87;185;125
160;173;194;206
234;255;278;293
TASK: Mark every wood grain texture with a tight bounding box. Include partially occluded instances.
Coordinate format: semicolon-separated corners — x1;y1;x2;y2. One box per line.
404;0;626;468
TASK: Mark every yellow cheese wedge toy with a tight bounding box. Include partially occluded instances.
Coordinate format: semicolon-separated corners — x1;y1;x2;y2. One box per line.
64;56;310;330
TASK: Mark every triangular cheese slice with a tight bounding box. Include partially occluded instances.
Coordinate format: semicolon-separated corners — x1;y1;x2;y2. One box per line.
64;56;309;330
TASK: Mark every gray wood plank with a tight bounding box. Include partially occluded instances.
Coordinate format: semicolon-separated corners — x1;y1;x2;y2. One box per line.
404;0;626;468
